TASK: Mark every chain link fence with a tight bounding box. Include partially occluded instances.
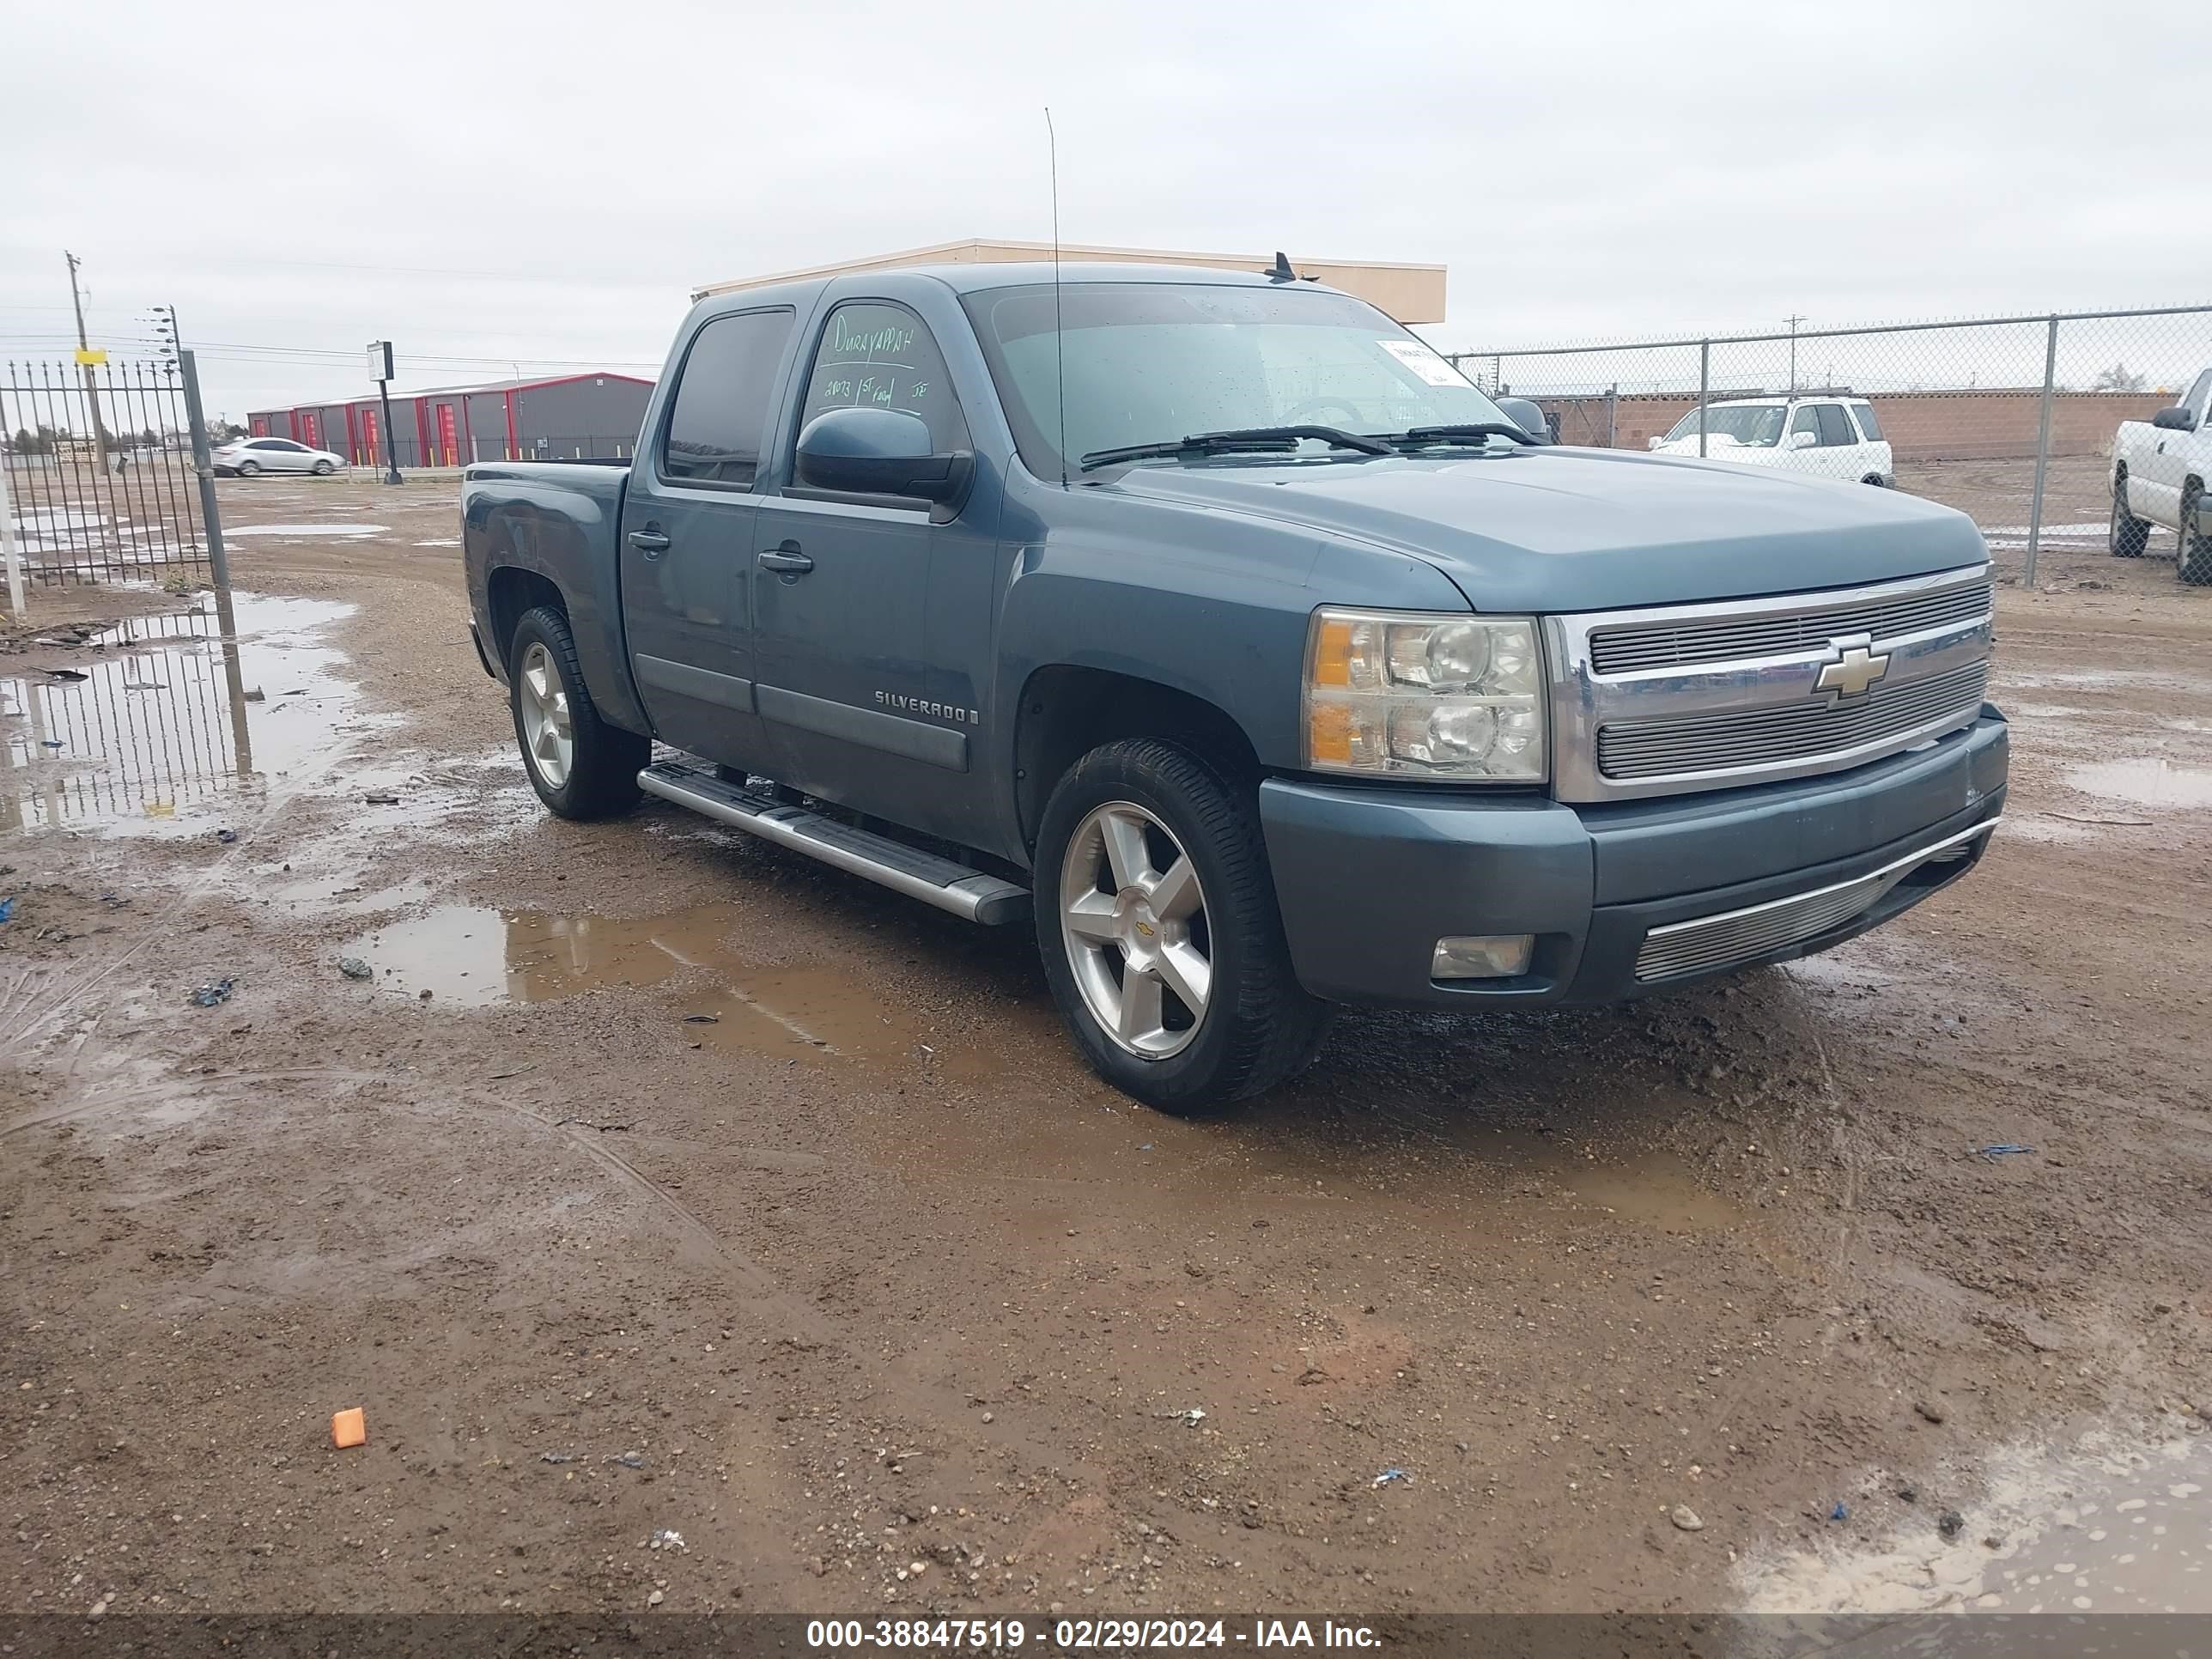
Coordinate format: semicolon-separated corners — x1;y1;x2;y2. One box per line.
1448;305;2212;586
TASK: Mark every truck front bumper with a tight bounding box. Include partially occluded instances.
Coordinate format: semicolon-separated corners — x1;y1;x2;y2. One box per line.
1258;709;2008;1008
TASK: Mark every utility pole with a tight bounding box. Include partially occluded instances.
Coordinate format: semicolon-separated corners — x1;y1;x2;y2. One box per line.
1784;313;1807;395
64;252;113;471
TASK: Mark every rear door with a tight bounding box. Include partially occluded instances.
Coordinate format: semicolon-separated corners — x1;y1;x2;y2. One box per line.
617;305;799;767
749;297;981;831
1848;401;1891;480
1812;401;1870;480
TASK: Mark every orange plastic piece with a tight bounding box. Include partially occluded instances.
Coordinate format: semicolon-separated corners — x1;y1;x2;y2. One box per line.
331;1407;366;1449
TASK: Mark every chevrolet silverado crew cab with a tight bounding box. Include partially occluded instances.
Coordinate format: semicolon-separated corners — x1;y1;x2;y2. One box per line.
462;264;2006;1112
2110;366;2212;584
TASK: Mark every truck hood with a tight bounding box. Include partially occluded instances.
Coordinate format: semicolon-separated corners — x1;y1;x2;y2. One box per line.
1106;447;1985;612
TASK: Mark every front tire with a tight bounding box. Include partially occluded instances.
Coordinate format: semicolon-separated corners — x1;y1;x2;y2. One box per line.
507;605;647;819
313;459;335;476
2111;471;2151;558
1034;738;1327;1114
2181;479;2212;586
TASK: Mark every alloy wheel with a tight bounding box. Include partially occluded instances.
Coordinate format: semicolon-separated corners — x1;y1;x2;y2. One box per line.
516;641;574;788
1059;801;1212;1058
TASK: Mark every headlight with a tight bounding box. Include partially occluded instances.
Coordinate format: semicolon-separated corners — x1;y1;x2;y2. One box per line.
1304;607;1547;781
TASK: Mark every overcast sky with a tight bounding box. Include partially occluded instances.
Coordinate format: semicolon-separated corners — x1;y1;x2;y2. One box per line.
4;0;2208;418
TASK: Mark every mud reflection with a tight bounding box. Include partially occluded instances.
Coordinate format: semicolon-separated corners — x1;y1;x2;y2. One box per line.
0;593;360;835
343;900;994;1079
2065;756;2212;811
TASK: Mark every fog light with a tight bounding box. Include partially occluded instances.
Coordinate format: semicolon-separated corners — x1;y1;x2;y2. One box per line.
1431;934;1534;980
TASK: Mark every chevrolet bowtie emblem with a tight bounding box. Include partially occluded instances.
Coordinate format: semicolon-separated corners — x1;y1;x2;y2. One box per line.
1815;636;1893;701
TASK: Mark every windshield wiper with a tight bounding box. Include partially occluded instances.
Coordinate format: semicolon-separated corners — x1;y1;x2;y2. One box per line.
1371;422;1534;452
1079;425;1395;472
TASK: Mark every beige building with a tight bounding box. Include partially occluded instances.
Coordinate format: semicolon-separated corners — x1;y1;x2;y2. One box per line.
695;239;1446;324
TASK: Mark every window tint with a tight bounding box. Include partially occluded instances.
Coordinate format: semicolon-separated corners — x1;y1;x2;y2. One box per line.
1850;401;1883;441
248;439;284;450
799;301;968;454
661;308;797;486
1814;404;1856;447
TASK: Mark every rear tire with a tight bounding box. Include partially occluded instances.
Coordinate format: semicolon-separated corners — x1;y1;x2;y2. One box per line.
2181;479;2212;586
237;459;260;477
1034;738;1328;1115
507;605;647;820
2110;470;2151;558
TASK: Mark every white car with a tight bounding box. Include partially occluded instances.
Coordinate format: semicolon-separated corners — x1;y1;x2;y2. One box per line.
1648;395;1893;486
2109;366;2212;584
214;436;345;477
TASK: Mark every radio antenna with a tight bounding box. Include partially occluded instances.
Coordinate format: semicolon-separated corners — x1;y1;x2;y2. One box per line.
1045;106;1068;488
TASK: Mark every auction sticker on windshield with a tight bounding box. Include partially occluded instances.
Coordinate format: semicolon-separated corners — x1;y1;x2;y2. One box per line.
1377;337;1469;387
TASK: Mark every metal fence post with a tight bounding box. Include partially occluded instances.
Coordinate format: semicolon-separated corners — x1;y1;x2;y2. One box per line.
2023;316;2060;588
179;350;233;611
1698;341;1711;458
0;459;26;620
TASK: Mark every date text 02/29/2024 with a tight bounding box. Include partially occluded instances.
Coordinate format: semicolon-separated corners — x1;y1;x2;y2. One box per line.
803;1618;1382;1650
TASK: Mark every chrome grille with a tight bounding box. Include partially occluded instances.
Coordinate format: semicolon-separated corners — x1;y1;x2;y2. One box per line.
1633;822;1993;981
1547;566;1996;803
1590;581;1993;674
1598;661;1988;781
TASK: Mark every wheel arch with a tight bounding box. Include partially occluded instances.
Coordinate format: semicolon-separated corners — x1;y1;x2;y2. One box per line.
1012;665;1260;858
485;565;568;673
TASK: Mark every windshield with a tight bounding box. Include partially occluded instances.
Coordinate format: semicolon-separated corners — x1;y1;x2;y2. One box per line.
960;282;1512;476
1664;404;1787;447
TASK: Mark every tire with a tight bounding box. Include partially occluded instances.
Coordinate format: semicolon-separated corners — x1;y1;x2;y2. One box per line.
2110;470;2151;558
313;459;335;475
1861;473;1884;487
1033;737;1328;1114
237;459;260;477
507;605;648;819
2181;479;2212;586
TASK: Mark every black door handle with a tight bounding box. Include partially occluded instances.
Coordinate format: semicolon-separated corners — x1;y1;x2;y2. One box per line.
757;544;813;574
628;528;672;555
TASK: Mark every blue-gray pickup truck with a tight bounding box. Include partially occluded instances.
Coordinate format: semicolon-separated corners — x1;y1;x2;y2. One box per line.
462;263;2005;1111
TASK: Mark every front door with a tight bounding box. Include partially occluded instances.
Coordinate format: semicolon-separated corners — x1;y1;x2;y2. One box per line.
749;298;985;838
617;305;798;767
2140;368;2212;527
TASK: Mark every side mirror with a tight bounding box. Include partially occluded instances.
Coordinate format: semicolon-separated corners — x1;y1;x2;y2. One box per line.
2151;405;2197;432
1647;435;1663;451
1493;397;1553;445
794;407;974;510
1786;428;1818;449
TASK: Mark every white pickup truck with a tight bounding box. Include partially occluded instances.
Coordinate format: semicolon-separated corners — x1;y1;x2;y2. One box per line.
2110;367;2212;584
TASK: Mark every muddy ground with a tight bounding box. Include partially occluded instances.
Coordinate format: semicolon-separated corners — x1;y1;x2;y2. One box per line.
3;471;2209;1624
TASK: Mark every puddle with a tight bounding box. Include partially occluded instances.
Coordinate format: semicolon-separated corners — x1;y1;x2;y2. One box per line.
0;592;389;836
223;522;389;538
2065;757;2212;811
412;538;462;548
341;899;994;1079
1740;1425;2212;1614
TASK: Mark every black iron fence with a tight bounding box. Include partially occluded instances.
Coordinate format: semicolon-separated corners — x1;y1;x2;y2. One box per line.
2;358;214;590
